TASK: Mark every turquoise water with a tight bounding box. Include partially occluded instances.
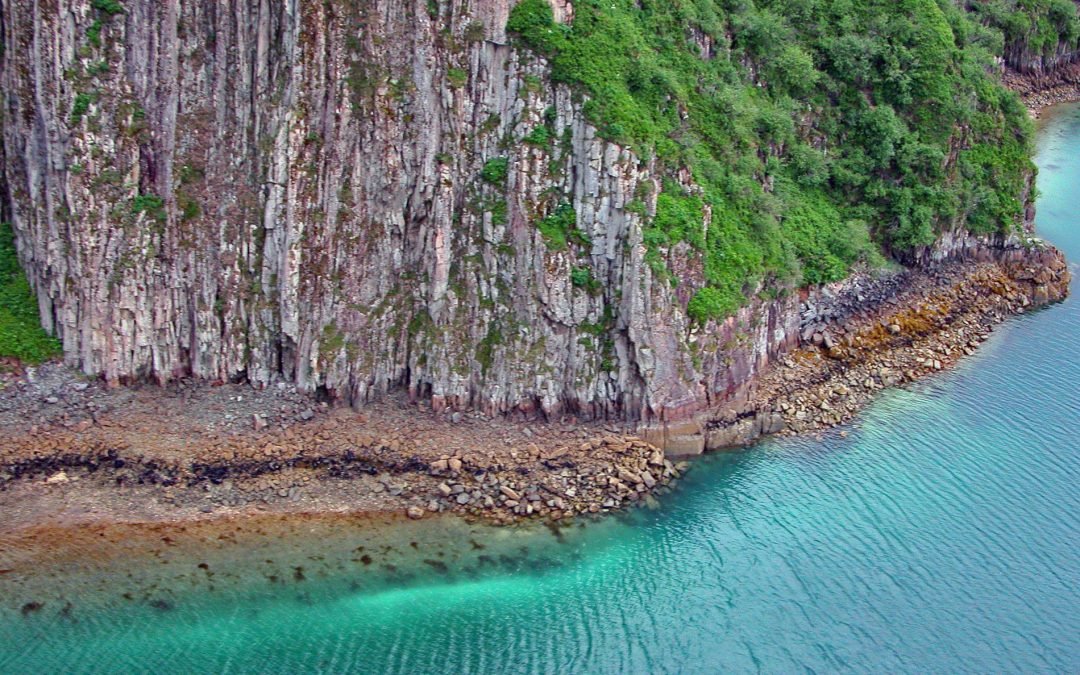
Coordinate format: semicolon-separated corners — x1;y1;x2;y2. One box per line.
2;111;1080;673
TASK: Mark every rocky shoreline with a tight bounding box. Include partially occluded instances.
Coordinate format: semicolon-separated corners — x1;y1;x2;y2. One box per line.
0;239;1069;531
699;243;1071;449
2;62;1073;527
0;371;687;531
1004;63;1080;116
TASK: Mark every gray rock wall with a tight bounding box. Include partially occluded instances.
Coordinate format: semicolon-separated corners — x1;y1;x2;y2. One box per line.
0;0;800;424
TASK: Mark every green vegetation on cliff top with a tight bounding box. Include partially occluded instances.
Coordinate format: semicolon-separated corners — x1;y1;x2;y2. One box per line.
509;0;1069;320
0;223;61;363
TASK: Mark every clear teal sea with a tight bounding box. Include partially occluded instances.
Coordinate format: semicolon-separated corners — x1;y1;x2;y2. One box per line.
1;108;1078;673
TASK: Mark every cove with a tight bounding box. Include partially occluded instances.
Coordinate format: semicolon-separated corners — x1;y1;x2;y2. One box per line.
2;109;1079;673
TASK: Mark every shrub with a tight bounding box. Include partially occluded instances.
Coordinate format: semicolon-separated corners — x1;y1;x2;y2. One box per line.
506;0;1041;317
131;194;166;223
687;287;740;324
481;157;509;185
70;93;93;125
447;67;467;88
523;126;551;146
506;0;566;56
571;266;601;293
653;186;705;249
91;0;123;13
92;0;124;15
475;326;503;373
464;20;486;42
177;192;201;222
536;202;579;250
87;19;104;48
489;200;508;226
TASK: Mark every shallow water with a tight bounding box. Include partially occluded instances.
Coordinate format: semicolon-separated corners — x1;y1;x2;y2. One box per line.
2;109;1079;672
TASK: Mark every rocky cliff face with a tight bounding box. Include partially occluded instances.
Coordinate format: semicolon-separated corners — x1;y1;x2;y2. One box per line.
1;0;804;424
996;1;1080;95
1004;35;1080;77
977;0;1080;76
0;0;1063;429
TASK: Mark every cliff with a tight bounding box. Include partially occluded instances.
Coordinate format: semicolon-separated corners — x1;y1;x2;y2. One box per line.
971;0;1080;103
992;0;1080;76
0;0;1069;428
1;0;800;424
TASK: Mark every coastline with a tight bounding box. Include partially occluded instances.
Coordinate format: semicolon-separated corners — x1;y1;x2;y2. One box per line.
1004;63;1080;117
3;4;1080;669
700;245;1071;449
1;240;1069;535
0;87;1074;542
0;380;686;534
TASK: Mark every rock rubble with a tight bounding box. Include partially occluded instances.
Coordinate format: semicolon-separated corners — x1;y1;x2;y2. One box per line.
703;249;1070;448
0;376;686;525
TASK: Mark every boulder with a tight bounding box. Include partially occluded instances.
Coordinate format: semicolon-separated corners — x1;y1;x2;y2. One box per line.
663;432;706;457
500;486;521;501
764;413;786;435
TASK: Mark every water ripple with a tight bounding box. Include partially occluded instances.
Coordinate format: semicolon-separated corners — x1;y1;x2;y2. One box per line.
3;110;1080;675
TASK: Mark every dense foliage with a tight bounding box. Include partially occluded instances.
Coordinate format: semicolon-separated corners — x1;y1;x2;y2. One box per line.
508;0;1053;320
0;223;61;363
